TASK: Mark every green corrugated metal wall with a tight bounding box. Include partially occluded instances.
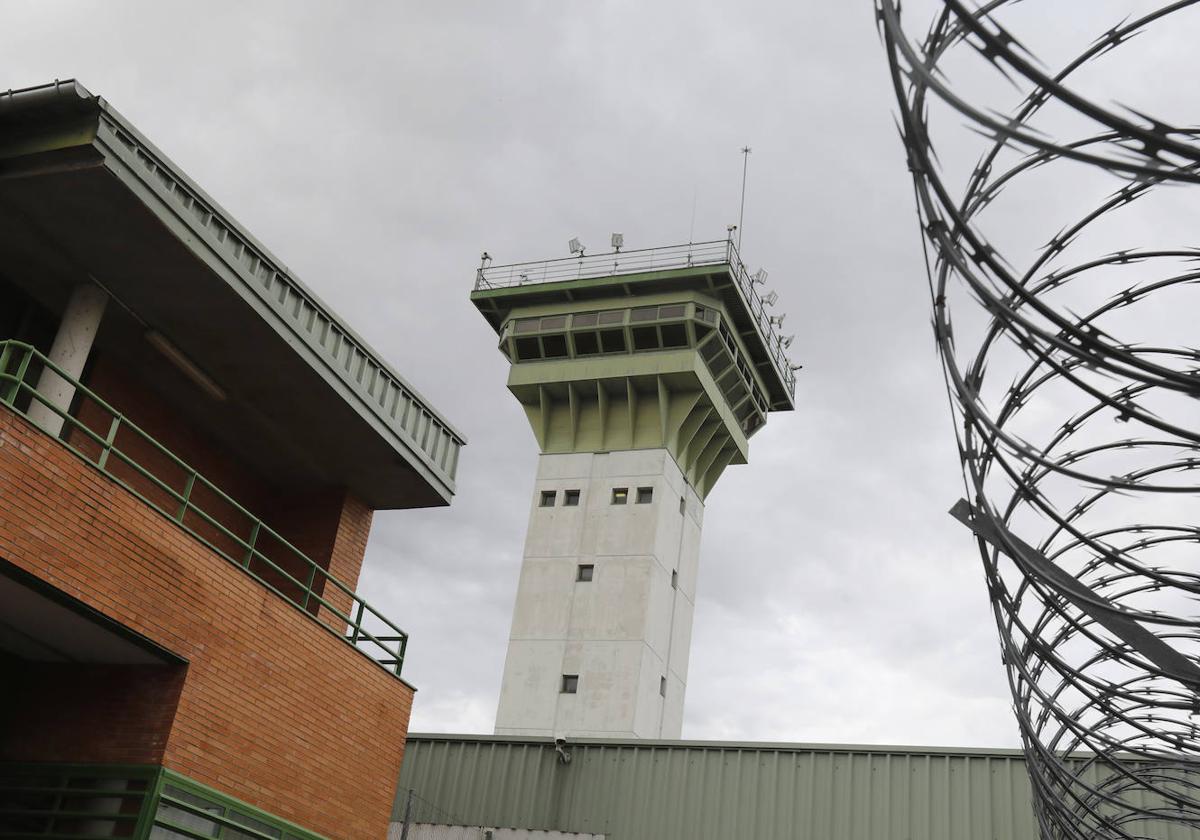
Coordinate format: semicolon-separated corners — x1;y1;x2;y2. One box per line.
395;735;1041;840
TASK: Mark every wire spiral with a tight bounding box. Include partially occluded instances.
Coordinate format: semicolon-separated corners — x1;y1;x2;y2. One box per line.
879;2;1200;837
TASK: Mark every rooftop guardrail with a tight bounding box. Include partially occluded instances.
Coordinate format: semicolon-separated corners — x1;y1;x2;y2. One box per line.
0;340;409;679
474;238;796;397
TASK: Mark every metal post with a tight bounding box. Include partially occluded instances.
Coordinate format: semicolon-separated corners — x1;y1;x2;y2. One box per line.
737;146;751;251
398;788;414;840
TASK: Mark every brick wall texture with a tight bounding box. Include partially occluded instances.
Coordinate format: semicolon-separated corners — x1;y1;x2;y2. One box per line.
0;406;413;840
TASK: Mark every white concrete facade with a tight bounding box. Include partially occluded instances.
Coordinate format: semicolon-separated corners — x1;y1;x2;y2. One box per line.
495;448;703;739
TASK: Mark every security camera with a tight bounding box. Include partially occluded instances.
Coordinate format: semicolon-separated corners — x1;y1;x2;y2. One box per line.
554;736;568;747
553;735;572;764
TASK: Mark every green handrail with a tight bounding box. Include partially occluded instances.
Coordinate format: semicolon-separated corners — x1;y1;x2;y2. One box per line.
0;340;408;678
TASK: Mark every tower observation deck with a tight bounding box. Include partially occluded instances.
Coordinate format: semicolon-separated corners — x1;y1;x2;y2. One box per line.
472;237;796;739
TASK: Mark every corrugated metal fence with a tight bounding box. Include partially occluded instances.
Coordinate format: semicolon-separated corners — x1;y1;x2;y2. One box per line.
395;735;1042;840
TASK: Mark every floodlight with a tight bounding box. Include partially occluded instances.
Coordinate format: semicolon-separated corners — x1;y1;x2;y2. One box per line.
611;233;624;252
726;224;738;235
762;291;779;306
752;268;768;285
782;334;795;348
480;251;492;267
569;238;585;256
769;313;787;327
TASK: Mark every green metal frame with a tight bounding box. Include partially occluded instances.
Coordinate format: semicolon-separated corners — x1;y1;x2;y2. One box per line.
0;340;409;679
0;763;328;840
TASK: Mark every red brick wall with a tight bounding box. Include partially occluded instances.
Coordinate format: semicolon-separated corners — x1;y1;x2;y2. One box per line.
0;661;186;765
70;355;376;608
0;407;413;840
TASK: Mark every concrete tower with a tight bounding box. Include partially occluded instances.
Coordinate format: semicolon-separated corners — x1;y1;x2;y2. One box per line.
472;238;796;739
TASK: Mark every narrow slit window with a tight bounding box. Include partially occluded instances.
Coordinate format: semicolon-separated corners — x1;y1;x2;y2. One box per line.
540;490;557;507
659;676;667;697
671;569;678;589
679;496;686;515
577;564;594;582
561;674;579;694
611;487;629;504
564;489;581;506
636;486;654;504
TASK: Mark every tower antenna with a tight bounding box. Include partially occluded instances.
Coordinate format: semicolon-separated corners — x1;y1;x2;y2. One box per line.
737;146;751;251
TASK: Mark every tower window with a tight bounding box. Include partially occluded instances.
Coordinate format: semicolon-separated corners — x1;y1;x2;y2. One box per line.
577;564;594;582
564;489;581;506
659;676;667;697
636;486;654;504
671;569;678;589
660;323;688;348
540;490;557;507
599;329;626;353
541;334;568;358
611;487;628;504
679;496;686;515
561;674;579;694
573;332;600;355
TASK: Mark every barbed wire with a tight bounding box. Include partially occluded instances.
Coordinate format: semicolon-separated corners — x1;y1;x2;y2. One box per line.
878;2;1200;837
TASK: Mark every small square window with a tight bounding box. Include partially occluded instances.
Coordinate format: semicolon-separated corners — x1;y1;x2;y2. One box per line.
540;490;557;507
671;569;678;589
659;676;667;697
564;489;581;506
611;488;629;504
636;487;653;504
577;564;594;582
561;674;579;694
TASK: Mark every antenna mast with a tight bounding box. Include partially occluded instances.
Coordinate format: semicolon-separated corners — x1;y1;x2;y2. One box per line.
737;145;751;251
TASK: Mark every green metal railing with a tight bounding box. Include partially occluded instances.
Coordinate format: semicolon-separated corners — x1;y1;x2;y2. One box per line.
0;763;328;839
0;340;408;678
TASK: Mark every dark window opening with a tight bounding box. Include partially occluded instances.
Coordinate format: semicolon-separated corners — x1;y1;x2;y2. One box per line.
671;569;678;589
600;329;627;353
514;337;542;360
573;332;600;355
541;334;569;358
659;676;667;697
660;323;688;348
564;489;581;506
540;490;557;507
679;496;686;515
636;486;653;504
631;326;659;351
577;564;594;582
611;487;629;504
561;674;579;694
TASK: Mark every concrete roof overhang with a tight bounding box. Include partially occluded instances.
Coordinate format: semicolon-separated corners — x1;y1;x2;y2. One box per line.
0;81;463;509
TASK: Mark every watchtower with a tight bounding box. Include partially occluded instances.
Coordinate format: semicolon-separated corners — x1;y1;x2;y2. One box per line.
472;237;796;738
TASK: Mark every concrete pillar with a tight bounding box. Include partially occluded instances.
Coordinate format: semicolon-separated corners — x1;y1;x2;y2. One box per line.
27;283;108;437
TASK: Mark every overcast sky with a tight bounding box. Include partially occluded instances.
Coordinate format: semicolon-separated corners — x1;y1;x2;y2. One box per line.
11;1;1183;749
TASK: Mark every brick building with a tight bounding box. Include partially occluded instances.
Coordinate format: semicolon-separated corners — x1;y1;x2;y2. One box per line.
0;80;464;839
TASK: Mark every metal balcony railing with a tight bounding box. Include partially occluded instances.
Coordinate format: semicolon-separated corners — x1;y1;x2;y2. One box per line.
0;340;409;679
474;238;797;398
